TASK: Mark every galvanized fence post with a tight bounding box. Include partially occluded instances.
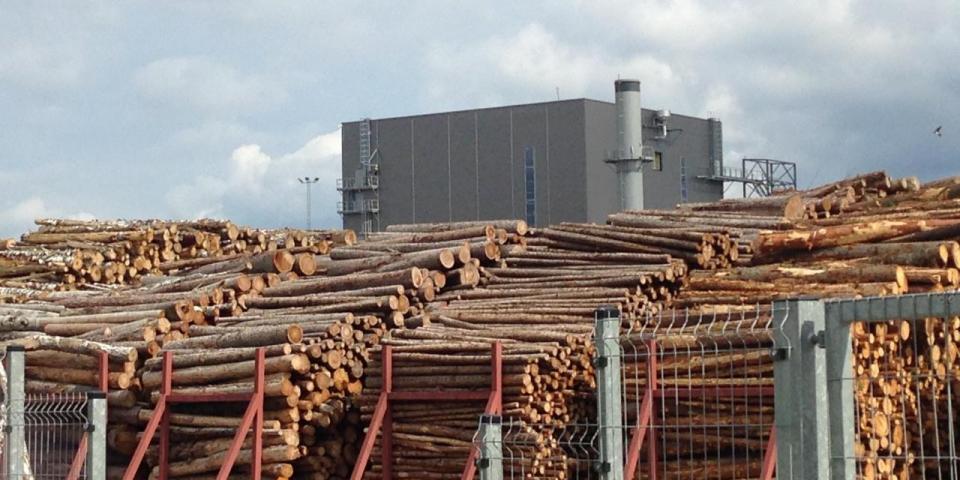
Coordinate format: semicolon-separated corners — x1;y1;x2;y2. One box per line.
87;391;108;480
773;299;830;480
594;306;624;480
4;345;26;479
822;300;871;480
476;415;503;480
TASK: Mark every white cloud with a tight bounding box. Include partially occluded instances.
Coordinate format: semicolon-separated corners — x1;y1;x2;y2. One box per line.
1;197;48;229
164;128;343;228
0;197;96;238
134;56;288;114
169;121;262;151
2;0;959;227
421;4;960;194
229;145;273;193
425;23;682;109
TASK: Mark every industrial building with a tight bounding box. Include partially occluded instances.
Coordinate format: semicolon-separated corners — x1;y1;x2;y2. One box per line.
339;80;727;235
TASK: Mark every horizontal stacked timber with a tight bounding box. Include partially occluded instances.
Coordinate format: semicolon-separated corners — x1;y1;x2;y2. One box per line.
668;171;960;479
0;171;958;479
345;220;685;479
0;218;355;291
617;304;777;480
359;328;585;480
606;211;755;268
1;221;364;479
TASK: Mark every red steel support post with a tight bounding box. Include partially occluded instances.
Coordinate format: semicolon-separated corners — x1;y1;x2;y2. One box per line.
123;354;170;480
646;339;658;480
623;388;653;479
351;395;388;480
623;341;776;480
461;341;504;480
124;349;267;480
98;351;109;391
350;346;393;480
252;347;265;480
353;343;502;480
122;397;166;480
490;341;502;414
159;351;173;480
760;425;777;480
382;345;394;480
218;347;265;480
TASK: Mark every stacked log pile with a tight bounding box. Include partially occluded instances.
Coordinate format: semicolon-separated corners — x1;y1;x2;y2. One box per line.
359;328;580;480
109;314;381;480
598;215;745;269
604;171;923;268
0;170;958;479
0;280;224;395
659;172;960;479
0;219;353;291
697;221;958;306
0;224;364;479
618;305;776;479
113;245;391;479
795;172;919;219
349;221;688;479
2;218;567;479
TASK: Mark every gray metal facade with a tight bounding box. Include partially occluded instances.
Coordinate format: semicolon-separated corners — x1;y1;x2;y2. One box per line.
340;99;722;233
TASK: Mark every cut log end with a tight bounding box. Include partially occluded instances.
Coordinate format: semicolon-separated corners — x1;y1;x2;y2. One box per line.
286;325;304;344
273;250;296;274
438;249;456;269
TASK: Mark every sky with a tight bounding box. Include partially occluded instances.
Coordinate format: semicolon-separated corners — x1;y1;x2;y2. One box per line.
1;1;958;237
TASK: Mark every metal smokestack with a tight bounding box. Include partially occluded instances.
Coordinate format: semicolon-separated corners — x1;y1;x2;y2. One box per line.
615;79;644;211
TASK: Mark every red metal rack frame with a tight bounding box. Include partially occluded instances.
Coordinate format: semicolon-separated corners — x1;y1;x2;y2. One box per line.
122;348;266;480
624;339;778;480
351;341;504;480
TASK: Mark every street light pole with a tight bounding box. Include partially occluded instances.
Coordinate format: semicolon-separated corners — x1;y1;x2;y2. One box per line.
298;177;319;229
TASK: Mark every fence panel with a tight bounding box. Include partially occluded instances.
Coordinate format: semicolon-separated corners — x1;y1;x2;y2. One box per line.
621;304;785;479
2;348;93;480
9;393;90;480
842;316;959;479
477;418;601;480
473;304;787;480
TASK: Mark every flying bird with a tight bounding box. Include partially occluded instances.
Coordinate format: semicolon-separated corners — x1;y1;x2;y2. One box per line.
934;126;943;137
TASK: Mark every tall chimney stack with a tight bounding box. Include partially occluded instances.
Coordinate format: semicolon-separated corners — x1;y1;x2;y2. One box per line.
614;79;644;211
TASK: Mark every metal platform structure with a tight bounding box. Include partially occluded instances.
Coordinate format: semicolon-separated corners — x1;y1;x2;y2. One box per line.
698;158;798;198
337;118;381;238
122;348;267;480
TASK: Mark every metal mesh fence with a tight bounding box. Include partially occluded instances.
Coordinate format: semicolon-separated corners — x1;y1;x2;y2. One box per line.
620;304;785;479
847;317;960;479
472;304;787;480
0;392;89;480
475;418;602;480
2;348;92;480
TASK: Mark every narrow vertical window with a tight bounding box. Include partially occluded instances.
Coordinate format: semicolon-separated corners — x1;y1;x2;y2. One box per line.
680;157;688;203
524;147;536;226
653;151;663;171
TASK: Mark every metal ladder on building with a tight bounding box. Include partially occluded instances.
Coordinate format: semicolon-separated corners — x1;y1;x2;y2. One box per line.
358;119;379;237
359;119;372;168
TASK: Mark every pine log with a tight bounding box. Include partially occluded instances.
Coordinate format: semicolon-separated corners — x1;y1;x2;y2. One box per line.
141;354;310;389
162;325;303;350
